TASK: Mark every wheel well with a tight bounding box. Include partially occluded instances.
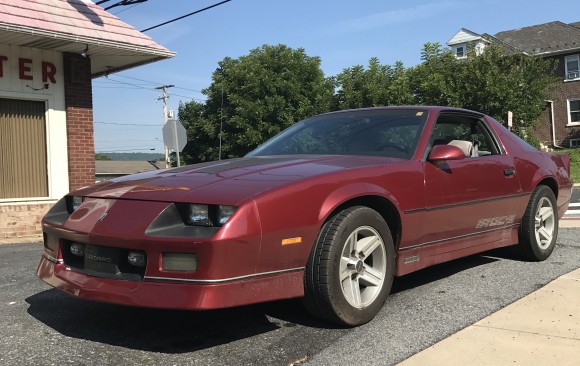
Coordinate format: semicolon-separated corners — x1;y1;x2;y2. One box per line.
328;196;401;248
537;178;558;198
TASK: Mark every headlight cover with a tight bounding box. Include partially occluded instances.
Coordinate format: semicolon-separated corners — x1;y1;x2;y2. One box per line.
177;203;238;227
218;205;237;225
185;204;211;226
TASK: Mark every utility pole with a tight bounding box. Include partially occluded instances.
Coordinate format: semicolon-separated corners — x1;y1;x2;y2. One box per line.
155;84;174;168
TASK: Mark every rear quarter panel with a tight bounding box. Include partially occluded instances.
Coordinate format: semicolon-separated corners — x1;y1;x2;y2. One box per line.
486;116;573;218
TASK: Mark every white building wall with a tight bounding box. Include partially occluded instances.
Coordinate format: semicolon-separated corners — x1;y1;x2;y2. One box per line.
0;44;69;203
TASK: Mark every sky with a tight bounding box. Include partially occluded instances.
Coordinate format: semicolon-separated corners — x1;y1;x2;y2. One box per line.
92;0;580;153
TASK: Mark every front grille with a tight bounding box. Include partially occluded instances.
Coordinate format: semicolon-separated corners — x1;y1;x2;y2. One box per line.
61;241;146;281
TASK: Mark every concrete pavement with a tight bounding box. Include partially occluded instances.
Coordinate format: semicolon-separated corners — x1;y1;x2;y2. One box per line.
398;268;580;366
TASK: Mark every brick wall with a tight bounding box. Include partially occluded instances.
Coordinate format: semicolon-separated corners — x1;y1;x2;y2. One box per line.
545;54;580;147
64;53;95;190
0;203;52;242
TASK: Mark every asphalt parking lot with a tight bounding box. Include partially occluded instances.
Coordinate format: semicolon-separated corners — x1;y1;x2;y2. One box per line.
1;228;579;366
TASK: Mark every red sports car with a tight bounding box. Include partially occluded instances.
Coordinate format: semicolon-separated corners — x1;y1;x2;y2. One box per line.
37;106;573;326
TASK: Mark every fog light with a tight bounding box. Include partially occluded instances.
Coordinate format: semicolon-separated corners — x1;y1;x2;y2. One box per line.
128;251;146;267
162;253;197;271
70;243;85;257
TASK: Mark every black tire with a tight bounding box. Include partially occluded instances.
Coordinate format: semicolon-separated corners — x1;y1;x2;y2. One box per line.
518;185;558;261
303;206;395;326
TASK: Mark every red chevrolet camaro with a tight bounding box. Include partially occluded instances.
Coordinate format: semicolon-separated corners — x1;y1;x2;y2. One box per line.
37;106;573;326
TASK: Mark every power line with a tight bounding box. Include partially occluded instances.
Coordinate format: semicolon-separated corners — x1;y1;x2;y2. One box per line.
100;77;205;102
94;121;161;126
112;74;205;93
97;148;157;152
96;0;148;11
112;3;141;15
141;0;233;32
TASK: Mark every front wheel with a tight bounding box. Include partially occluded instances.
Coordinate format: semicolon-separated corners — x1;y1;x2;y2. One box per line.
518;185;558;261
303;206;395;326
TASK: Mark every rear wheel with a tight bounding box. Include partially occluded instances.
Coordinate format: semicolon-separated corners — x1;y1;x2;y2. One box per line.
303;206;395;326
518;185;558;261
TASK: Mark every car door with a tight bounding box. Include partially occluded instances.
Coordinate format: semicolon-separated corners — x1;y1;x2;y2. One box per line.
419;112;522;248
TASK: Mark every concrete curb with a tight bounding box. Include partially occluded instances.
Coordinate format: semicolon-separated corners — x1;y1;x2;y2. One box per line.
397;268;580;366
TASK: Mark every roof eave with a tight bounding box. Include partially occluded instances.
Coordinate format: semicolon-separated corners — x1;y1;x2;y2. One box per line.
0;22;175;58
532;47;580;57
91;55;171;78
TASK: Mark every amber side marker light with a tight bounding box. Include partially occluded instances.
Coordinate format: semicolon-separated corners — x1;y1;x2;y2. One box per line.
281;237;302;245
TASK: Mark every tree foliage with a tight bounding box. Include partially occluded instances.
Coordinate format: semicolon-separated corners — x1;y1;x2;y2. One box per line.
179;44;334;163
333;58;414;110
409;43;557;144
178;42;557;163
94;153;112;160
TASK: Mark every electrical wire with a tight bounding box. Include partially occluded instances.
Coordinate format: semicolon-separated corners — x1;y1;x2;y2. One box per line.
112;3;140;15
100;77;205;102
141;0;232;32
95;121;161;126
113;74;204;93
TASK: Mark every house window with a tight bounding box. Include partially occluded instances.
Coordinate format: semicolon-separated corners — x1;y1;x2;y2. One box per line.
455;46;465;58
570;139;580;148
565;54;580;80
568;99;580;125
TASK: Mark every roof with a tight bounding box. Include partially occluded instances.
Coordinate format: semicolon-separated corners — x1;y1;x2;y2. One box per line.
494;21;580;56
446;28;485;46
0;0;175;77
95;160;162;175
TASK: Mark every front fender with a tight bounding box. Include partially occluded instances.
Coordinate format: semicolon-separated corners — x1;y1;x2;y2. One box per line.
318;183;402;223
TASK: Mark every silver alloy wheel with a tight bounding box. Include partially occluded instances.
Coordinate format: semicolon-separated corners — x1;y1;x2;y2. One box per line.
534;196;555;250
339;226;387;309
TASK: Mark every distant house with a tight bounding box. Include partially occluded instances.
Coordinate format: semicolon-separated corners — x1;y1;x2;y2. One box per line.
95;161;164;182
447;21;580;148
0;0;174;241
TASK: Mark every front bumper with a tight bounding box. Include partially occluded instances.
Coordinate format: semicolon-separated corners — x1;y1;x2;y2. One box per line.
36;196;305;309
37;254;304;309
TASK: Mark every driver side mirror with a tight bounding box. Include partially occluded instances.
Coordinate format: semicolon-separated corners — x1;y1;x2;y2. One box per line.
428;145;466;162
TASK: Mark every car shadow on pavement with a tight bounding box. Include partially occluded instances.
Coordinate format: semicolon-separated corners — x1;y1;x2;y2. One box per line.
391;254;498;294
25;289;287;353
25;254;501;353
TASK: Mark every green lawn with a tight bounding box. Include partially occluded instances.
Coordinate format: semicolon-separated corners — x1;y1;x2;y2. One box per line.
557;149;580;183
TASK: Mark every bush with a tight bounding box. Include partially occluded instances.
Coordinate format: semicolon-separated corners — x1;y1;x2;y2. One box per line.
557;149;580;183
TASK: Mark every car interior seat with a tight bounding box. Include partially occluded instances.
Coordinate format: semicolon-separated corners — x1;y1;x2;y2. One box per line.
447;140;473;158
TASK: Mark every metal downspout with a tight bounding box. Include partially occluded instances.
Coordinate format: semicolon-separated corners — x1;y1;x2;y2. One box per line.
547;100;564;149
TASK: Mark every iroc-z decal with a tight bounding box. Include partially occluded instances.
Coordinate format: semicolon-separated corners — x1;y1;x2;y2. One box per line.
475;214;515;228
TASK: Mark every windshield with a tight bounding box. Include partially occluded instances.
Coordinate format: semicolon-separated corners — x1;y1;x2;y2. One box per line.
248;109;428;159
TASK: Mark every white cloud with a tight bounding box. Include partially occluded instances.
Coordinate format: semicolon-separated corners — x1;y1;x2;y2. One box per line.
330;1;468;34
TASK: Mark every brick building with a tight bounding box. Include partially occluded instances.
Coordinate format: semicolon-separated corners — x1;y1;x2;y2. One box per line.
0;0;174;241
447;21;580;148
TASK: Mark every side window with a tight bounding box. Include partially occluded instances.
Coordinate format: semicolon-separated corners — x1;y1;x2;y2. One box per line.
430;114;500;157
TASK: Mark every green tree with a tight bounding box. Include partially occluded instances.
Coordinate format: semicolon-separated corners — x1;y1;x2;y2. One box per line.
333;58;414;110
94;153;111;160
409;42;557;145
179;44;334;163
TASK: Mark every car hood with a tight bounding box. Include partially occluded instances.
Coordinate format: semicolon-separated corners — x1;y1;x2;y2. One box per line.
75;155;405;205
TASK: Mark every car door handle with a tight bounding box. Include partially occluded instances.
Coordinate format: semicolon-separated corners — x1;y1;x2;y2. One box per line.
504;169;516;176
